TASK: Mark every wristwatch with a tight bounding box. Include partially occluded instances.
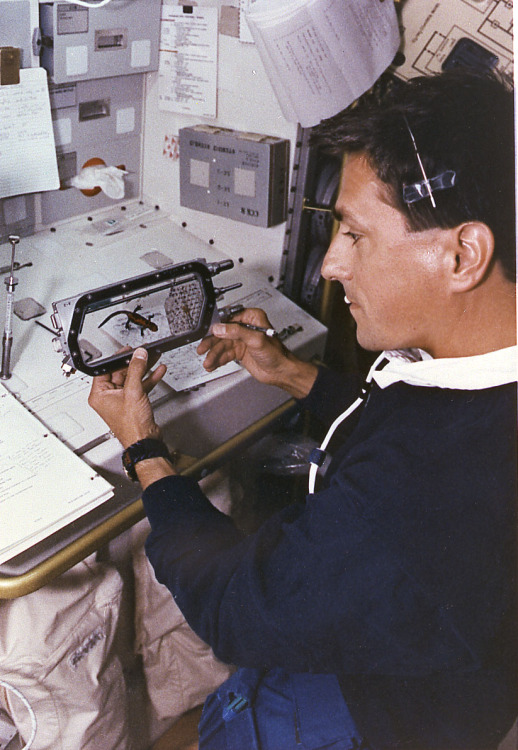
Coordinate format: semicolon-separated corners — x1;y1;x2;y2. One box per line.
122;438;172;482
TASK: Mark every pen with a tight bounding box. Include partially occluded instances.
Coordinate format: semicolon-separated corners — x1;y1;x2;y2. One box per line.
234;321;278;337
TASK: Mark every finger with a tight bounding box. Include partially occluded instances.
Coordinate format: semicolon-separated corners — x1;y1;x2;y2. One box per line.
111;366;129;388
147;350;162;371
201;339;239;370
89;371;118;400
90;370;113;388
203;347;240;372
125;348;150;393
229;308;273;328
211;322;247;341
117;348;161;387
99;345;131;387
142;363;167;393
212;322;265;348
197;335;215;355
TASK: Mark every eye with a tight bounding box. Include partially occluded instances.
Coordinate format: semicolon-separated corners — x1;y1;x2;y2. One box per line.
344;231;361;245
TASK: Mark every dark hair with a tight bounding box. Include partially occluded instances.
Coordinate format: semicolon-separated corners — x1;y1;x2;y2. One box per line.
312;70;516;281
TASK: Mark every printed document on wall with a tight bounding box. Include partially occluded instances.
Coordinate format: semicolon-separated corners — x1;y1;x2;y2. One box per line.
0;388;113;565
0;67;59;199
158;5;218;118
245;0;400;127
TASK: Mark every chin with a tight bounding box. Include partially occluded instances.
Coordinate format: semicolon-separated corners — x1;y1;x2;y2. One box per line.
355;322;413;353
356;332;386;352
356;333;402;353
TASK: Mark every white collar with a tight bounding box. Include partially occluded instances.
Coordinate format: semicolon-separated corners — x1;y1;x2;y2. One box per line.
371;346;518;390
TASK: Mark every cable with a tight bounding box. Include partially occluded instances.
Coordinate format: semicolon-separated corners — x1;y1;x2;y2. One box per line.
0;680;37;750
308;352;388;494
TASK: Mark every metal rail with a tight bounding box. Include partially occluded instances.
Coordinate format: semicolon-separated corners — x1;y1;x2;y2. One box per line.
0;399;296;600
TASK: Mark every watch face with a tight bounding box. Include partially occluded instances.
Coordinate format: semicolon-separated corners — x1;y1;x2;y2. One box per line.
122;447;137;481
122;439;171;481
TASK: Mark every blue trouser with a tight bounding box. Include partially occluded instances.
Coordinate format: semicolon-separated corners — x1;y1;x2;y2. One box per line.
198;667;369;750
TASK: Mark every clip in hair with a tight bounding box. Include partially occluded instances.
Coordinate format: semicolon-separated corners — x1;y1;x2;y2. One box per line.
403;170;457;205
402;116;456;208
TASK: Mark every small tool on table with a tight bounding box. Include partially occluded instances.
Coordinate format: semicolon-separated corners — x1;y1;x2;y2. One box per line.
0;235;20;380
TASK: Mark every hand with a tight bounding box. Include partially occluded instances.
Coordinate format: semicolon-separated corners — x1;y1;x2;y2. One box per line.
197;308;319;399
88;348;167;448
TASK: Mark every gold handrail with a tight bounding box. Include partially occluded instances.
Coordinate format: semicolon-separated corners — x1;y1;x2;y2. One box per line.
0;399;296;600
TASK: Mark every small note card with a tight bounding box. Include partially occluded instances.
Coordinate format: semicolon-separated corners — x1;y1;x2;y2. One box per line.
0;67;60;199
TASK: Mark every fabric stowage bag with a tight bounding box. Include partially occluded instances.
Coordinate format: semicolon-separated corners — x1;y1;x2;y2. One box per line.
132;519;234;730
198;667;367;749
0;558;130;750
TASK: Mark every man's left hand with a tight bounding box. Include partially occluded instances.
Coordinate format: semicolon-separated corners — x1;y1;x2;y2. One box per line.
88;348;166;448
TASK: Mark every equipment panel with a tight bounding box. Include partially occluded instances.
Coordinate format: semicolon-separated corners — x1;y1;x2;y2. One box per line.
39;0;161;83
179;125;289;228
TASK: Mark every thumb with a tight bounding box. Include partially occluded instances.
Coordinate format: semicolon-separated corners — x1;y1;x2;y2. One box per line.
125;347;149;392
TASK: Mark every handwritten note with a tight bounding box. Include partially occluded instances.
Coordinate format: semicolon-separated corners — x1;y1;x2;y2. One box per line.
0;67;60;199
0;388;113;565
160;341;240;392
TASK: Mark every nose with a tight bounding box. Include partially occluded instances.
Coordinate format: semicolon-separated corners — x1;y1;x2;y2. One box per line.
320;234;353;283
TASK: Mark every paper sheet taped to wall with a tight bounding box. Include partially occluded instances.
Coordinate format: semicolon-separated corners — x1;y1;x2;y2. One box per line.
158;5;218;118
244;0;400;127
0;67;60;199
0;387;113;565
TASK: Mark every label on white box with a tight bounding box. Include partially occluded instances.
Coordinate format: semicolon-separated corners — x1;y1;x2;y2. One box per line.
66;45;88;76
116;107;135;134
131;39;151;68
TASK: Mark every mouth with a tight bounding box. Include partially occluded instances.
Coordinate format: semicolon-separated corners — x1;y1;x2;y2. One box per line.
344;293;360;314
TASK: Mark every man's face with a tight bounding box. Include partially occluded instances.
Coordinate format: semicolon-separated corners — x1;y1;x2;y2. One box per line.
321;154;450;355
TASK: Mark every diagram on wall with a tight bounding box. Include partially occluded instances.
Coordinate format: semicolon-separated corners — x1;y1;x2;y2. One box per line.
395;0;513;80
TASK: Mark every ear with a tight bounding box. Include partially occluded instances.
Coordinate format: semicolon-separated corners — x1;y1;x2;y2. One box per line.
448;222;495;292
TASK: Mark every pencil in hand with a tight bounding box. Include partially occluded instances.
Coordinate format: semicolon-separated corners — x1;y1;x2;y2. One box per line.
233;321;278;337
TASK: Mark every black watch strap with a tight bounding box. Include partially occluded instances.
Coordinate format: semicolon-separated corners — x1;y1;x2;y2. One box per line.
122;438;172;482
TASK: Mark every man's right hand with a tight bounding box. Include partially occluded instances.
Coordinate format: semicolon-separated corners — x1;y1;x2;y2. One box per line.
197;308;319;400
